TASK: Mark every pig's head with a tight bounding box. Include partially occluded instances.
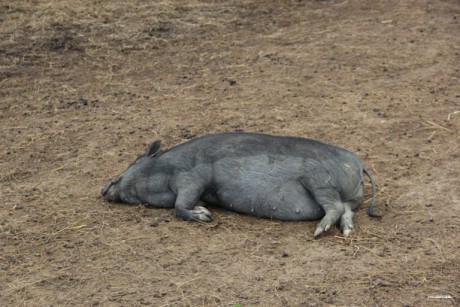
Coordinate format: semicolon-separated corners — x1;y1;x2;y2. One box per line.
101;140;162;203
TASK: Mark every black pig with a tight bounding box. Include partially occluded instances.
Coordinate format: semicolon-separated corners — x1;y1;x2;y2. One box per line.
101;132;378;237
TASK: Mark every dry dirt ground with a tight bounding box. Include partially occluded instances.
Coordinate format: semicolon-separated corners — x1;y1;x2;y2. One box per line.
1;0;459;306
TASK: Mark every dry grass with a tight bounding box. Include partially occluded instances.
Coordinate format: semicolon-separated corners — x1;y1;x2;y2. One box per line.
1;0;459;306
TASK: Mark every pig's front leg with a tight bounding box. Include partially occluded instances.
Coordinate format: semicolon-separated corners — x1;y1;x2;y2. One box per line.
173;173;212;222
143;192;176;208
174;188;212;221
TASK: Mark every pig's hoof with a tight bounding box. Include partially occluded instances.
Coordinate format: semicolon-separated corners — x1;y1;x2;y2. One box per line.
314;212;340;237
342;228;352;237
314;222;331;237
340;215;354;237
192;206;212;222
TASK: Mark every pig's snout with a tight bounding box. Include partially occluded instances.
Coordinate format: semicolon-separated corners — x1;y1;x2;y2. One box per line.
101;177;121;202
101;182;112;196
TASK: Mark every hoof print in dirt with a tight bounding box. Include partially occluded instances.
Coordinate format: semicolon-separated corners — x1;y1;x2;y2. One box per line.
58;98;99;109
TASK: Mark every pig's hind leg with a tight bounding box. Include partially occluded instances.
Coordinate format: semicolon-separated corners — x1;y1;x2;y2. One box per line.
311;190;345;237
340;202;355;237
301;173;356;237
300;179;345;237
340;182;364;236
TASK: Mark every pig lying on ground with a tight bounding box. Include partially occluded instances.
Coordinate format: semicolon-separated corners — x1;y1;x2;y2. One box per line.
101;132;379;237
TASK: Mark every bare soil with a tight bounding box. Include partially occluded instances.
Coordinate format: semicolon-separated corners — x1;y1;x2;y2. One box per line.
1;0;459;306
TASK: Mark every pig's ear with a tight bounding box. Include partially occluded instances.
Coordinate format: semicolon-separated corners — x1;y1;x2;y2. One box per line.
145;140;161;157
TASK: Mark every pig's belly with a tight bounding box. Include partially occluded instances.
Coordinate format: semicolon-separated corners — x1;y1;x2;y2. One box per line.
207;179;325;221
